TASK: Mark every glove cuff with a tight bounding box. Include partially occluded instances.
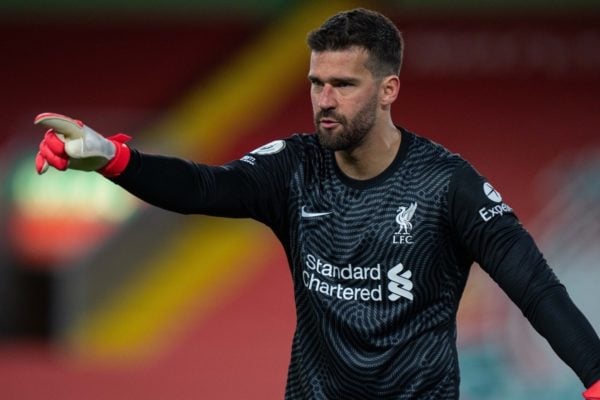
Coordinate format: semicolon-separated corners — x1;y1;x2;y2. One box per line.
97;133;132;177
583;380;600;399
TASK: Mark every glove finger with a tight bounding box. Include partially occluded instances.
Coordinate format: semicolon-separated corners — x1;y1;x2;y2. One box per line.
39;140;69;171
35;152;49;175
34;113;85;140
43;129;68;157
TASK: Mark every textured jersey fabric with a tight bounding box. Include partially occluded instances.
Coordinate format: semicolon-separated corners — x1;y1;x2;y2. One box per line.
112;128;600;399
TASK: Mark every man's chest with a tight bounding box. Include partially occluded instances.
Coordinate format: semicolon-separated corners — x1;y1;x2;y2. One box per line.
298;190;424;254
289;178;450;305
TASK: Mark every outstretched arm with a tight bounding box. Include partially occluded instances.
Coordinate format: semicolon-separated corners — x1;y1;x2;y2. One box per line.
448;162;600;394
34;112;295;225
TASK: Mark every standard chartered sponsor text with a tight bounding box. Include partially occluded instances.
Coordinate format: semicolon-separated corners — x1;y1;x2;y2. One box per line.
303;254;383;301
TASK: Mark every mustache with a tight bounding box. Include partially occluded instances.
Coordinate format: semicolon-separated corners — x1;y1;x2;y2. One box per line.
315;109;345;122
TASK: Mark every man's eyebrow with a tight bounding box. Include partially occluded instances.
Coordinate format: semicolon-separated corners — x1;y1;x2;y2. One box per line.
332;77;359;85
308;75;359;84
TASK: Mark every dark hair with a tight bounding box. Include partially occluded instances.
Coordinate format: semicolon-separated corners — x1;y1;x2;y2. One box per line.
306;8;404;78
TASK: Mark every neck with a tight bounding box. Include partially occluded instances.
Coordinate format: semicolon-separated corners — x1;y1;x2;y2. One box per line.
335;122;401;180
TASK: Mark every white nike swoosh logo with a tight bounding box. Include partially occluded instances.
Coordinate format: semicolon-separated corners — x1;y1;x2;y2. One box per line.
301;206;332;218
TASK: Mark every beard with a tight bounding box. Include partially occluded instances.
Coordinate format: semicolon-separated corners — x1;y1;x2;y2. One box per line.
314;96;378;152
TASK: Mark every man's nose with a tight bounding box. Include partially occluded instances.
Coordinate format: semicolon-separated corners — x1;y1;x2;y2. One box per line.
317;84;337;110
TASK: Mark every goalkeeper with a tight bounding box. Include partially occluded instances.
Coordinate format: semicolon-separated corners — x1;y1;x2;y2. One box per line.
34;8;600;400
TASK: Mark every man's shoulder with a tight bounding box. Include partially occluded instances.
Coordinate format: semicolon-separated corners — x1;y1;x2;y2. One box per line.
287;132;320;148
403;128;467;171
243;133;318;162
283;133;326;163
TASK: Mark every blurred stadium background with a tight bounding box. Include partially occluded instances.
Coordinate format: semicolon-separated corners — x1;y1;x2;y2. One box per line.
0;0;599;398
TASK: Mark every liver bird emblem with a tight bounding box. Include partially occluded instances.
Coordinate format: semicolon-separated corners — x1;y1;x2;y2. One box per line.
395;202;418;235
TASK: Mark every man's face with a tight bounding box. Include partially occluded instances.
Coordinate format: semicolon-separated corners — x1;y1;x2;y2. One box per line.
309;47;381;151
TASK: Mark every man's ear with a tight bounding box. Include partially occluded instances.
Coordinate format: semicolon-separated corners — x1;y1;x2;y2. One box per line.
380;75;400;106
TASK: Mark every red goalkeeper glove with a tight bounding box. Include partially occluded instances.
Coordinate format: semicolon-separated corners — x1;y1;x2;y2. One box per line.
584;380;600;400
35;112;131;177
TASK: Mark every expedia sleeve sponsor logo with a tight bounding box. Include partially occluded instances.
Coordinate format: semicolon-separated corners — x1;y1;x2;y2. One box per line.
479;203;513;222
483;182;502;203
478;182;513;222
302;254;414;302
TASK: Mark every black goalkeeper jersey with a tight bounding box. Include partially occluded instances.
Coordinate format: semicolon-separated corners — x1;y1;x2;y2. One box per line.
113;128;600;399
